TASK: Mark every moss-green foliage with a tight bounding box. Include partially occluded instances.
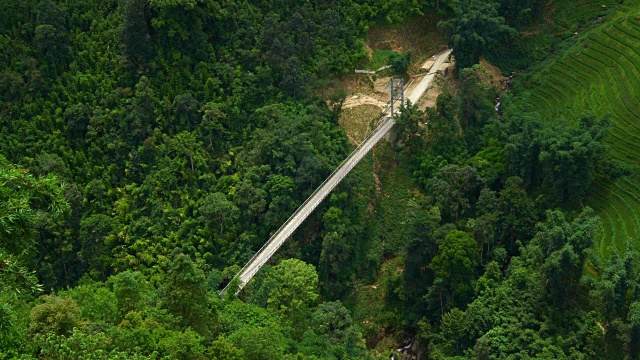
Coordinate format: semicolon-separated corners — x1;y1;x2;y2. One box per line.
28;296;82;338
552;0;620;33
517;3;640;258
5;0;640;357
370;49;398;70
440;0;517;69
0;0;436;356
384;10;640;352
438;0;554;71
389;50;412;72
0;156;70;256
0;0;378;288
486;0;619;72
425;209;612;359
9;255;373;358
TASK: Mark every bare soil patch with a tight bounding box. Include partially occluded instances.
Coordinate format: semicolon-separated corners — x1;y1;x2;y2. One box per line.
342;94;387;110
479;58;507;91
366;14;448;67
373;77;391;94
319;14;448;105
339;105;382;145
417;78;442;110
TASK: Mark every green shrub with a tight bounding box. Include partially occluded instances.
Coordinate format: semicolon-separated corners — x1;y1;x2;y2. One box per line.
390;50;412;73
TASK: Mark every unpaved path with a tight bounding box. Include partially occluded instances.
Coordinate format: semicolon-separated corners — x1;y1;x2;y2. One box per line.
340;49;452;113
343;94;388;109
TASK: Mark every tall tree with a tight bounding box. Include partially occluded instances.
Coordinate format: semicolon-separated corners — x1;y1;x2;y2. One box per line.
78;214;119;279
497;176;537;254
266;259;319;321
119;0;150;68
428;230;478;315
426;90;461;147
28;296;81;338
538;115;610;206
199;192;239;237
311;301;354;345
534;208;600;309
439;0;516;68
630;301;640;360
109;270;150;320
395;101;426;155
207;336;245;360
458;66;495;130
427;164;484;222
0;156;69;255
468;188;498;263
34;0;69;69
161;254;211;337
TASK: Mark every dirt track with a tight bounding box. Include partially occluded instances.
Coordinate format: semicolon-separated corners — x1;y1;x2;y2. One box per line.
342;94;388;109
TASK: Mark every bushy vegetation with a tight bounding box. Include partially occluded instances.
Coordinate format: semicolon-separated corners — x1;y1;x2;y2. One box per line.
2;0;640;358
388;53;639;357
439;0;547;69
519;3;640;259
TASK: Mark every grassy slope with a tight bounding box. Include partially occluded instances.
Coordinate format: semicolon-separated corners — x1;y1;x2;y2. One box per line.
524;1;640;258
365;14;448;72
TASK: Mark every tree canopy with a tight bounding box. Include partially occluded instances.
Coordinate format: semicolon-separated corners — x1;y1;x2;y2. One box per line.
1;0;638;358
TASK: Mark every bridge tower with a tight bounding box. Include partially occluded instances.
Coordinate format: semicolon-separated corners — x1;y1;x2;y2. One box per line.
390;77;404;115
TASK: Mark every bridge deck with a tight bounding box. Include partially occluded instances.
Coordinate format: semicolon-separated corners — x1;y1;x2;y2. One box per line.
223;49;452;294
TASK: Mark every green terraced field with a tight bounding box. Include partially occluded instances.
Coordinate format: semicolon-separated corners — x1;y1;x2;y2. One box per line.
528;5;640;258
552;0;619;33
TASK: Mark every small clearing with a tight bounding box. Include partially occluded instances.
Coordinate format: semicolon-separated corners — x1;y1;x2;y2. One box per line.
417;79;441;110
479;58;508;90
366;14;448;72
373;77;392;98
342;94;388;110
339;105;381;145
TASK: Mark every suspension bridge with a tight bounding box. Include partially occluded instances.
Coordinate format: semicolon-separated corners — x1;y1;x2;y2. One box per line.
223;49;453;294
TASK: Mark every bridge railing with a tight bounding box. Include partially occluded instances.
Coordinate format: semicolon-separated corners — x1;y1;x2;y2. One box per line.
222;112;395;294
239;119;396;286
222;80;414;294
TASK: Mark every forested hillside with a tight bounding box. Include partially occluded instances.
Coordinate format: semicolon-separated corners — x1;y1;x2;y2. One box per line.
1;0;640;358
522;3;640;259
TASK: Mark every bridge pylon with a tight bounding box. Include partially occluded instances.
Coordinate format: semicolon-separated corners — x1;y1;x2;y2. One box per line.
390;77;404;115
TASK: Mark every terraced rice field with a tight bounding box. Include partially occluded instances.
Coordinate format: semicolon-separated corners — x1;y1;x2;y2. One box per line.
552;0;618;32
528;7;640;257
